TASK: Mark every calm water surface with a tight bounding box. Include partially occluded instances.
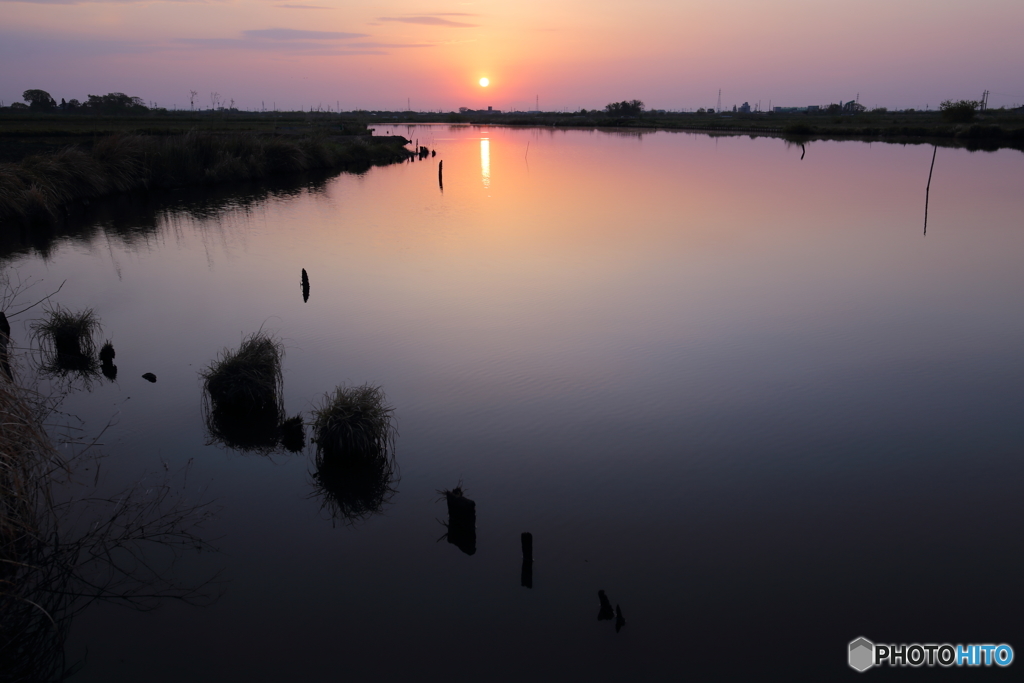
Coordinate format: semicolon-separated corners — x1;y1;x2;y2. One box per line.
5;126;1024;680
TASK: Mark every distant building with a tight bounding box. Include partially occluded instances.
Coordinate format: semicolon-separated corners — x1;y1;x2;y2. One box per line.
458;106;502;114
772;105;823;113
842;101;866;113
738;102;751;113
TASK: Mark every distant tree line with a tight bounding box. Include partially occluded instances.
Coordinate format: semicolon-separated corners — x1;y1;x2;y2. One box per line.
12;89;151;114
605;100;645;117
939;99;980;123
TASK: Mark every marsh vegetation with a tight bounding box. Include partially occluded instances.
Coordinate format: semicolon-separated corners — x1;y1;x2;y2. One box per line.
0;130;414;224
0;356;218;681
310;384;397;524
201;332;286;454
31;306;101;380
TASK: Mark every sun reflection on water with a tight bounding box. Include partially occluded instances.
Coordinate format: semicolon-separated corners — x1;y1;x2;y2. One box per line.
480;138;490;189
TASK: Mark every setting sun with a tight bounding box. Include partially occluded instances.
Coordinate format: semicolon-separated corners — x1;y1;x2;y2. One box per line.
479;77;490;87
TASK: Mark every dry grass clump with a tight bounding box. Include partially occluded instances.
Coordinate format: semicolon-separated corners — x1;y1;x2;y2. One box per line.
0;376;69;680
311;384;397;523
0;380;57;565
312;384;395;460
201;332;283;414
200;332;284;453
32;306;101;377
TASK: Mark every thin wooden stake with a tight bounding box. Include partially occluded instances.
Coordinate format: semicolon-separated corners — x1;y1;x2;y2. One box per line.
924;146;937;236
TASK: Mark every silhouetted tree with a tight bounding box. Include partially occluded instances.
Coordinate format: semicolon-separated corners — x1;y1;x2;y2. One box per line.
605;100;645;117
22;89;56;111
84;93;149;114
939;99;979;123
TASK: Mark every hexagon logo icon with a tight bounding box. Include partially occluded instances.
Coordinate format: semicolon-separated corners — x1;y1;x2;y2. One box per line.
849;637;874;672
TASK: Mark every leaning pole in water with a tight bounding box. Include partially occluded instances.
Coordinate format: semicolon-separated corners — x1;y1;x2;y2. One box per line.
438;160;443;192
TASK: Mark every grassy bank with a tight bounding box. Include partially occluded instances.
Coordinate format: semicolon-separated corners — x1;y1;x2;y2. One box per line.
0;110;370;162
352;108;1024;151
0;129;412;224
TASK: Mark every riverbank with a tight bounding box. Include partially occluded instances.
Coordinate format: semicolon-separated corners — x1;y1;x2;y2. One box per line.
0;126;414;224
362;108;1024;151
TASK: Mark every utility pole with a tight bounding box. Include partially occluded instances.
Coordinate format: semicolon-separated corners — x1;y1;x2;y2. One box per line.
536;94;539;111
981;90;989;111
717;89;722;113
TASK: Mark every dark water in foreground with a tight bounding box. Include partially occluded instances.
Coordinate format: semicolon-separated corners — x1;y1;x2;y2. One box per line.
4;126;1024;680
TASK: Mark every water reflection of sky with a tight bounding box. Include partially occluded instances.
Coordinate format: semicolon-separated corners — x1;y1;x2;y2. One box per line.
7;126;1024;682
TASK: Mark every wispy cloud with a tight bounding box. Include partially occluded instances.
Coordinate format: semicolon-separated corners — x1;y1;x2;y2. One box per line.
242;29;367;40
274;4;332;9
0;0;202;4
177;40;390;55
0;31;158;55
177;29;431;55
377;16;479;27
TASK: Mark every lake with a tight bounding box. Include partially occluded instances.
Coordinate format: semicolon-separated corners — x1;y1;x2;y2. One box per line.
4;125;1024;680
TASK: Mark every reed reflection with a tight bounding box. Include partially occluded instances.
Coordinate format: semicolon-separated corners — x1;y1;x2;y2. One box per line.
0;171;336;262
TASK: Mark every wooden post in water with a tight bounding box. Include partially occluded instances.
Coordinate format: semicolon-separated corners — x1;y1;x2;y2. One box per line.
924;146;937;236
438;160;443;192
521;532;533;588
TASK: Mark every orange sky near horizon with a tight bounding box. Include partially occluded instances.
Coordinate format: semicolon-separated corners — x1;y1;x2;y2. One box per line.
1;0;1023;112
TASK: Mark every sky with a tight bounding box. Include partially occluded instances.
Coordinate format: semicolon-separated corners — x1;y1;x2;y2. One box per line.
2;0;1023;113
